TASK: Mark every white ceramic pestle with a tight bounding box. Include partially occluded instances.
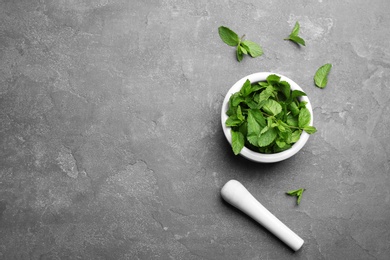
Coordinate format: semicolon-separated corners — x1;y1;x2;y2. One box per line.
221;180;304;251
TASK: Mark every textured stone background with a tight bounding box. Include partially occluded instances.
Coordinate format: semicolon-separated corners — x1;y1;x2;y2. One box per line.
1;0;390;259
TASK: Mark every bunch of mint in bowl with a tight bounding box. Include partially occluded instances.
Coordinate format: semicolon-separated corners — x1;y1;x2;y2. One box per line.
221;72;316;163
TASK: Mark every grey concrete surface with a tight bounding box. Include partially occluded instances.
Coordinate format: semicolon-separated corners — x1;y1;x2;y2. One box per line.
1;0;390;259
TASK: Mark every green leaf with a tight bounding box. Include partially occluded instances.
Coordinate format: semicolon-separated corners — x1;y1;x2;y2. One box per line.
236;45;243;62
258;85;274;104
276;120;286;132
238;121;247;136
262;99;282;116
225;116;242;127
275;139;286;149
291;130;302;142
274;143;292;153
303;126;317;134
218;26;240;46
298;107;311;128
291;90;307;100
250;109;266;128
285;22;306;46
267;74;281;85
247;110;261;146
240;79;252;97
260;125;269;135
287;114;298;127
245;97;260;109
278;126;292;144
292;22;300;36
236;105;244;121
231;130;245;155
229;93;243;107
314;63;332;88
298;101;308;109
288;102;300;116
286;188;305;205
277;81;291;100
239;44;248;54
241;40;263;57
287;35;306;46
258;127;277;147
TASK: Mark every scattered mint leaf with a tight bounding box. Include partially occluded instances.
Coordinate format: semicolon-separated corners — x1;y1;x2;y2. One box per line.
218;26;240;46
286;188;306;205
241;40;263;57
314;63;332;88
285;22;306;46
287;35;305;46
236;45;244;62
218;26;263;62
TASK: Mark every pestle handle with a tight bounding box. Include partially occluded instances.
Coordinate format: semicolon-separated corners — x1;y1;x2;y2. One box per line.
221;180;304;251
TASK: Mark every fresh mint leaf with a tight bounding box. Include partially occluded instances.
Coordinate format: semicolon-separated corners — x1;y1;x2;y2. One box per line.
258;85;274;103
285;22;306;46
290;22;300;36
250;109;266;128
247;110;261;146
258;127;277;147
236;105;244;121
303;126;317;134
267;74;281;85
291;90;307;100
276;139;286;149
236;45;244;62
240;79;253;97
287;113;298;127
314;63;332;88
232;95;244;107
298;107;311;128
288;102;299;116
231;130;245;155
291;130;301;143
277;81;291;99
262;99;282;116
218;26;240;46
286;188;305;205
278;125;292;144
288;35;305;46
225;115;242;127
241;40;263;57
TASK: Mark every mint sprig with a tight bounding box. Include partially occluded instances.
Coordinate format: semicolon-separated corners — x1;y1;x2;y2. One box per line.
284;22;306;46
286;188;305;205
218;26;263;62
